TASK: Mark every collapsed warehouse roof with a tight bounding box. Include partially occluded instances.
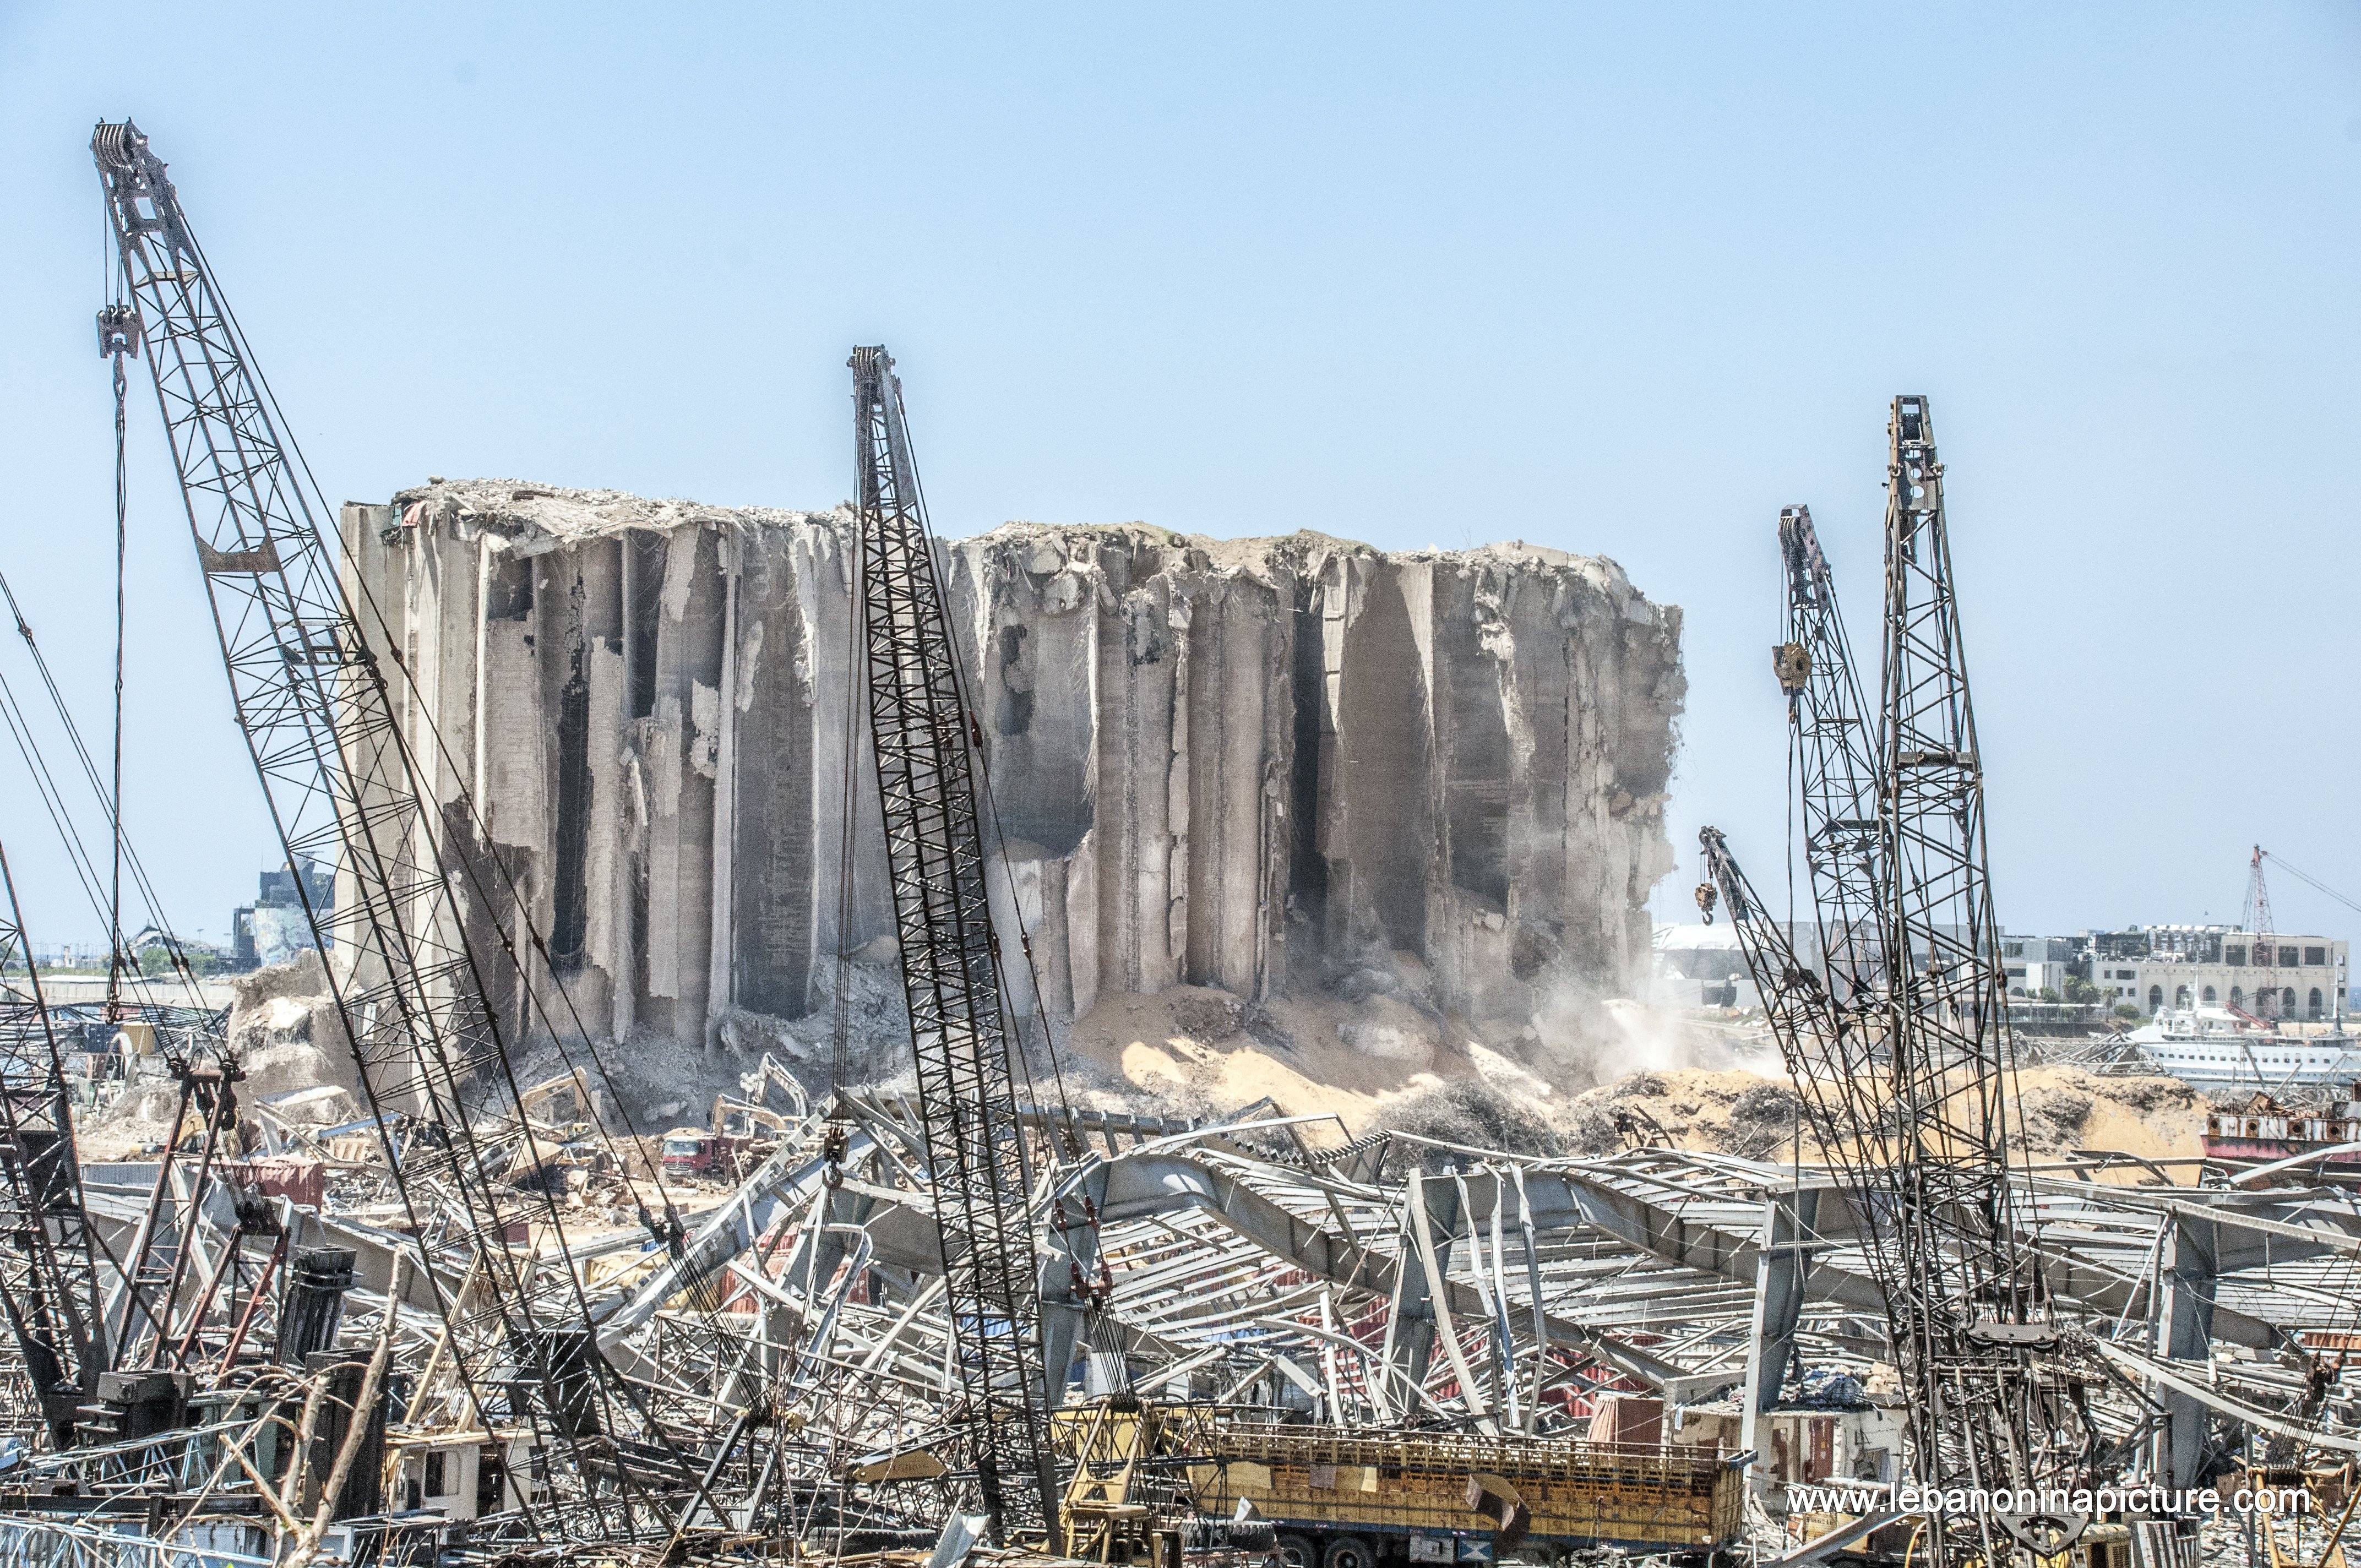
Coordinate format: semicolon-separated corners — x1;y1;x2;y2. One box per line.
8;1090;2361;1561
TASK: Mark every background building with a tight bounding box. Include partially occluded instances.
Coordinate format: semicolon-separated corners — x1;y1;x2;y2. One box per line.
2001;924;2350;1021
1652;922;1827;1008
231;862;333;971
2001;934;2074;999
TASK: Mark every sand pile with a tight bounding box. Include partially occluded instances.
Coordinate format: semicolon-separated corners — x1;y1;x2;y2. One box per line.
1054;983;1747;1130
98;948;2202;1186
1551;1061;2202;1180
1056;986;2205;1183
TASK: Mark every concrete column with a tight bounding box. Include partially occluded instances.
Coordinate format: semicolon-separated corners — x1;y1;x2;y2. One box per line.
646;524;727;1049
1740;1186;1820;1495
611;535;643;1043
2153;1215;2218;1490
1093;584;1137;1001
1334;563;1434;968
706;528;741;1048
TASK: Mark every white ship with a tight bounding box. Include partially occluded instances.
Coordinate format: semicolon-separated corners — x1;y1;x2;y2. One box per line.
2125;1007;2361;1091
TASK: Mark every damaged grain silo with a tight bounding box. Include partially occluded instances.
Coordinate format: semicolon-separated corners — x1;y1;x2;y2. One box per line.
345;481;1684;1063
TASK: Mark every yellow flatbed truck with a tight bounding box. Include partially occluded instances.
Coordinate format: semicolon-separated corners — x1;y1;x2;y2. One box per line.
1183;1424;1745;1568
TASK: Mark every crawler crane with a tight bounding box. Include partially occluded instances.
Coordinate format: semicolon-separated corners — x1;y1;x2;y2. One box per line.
850;346;1071;1543
91;118;666;1541
1706;399;2091;1567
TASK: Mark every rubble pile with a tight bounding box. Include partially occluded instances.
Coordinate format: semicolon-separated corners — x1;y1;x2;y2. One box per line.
11;1079;2356;1563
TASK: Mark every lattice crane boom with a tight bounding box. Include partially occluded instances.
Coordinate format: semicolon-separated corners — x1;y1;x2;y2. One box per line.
92;121;488;1123
1738;503;1905;1213
2244;846;2285;1017
1696;825;1891;1182
0;841;109;1449
91;119;625;1533
1715;402;2088;1565
850;346;1060;1543
1874;394;2082;1562
1776;504;1886;1013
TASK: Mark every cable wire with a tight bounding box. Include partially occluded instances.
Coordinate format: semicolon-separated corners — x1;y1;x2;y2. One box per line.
0;567;208;1006
108;344;128;1014
894;376;1078;1133
2257;850;2361;921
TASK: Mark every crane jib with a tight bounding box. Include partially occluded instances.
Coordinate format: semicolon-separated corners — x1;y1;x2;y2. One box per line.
1705;404;2091;1567
89;118;644;1532
851;345;1075;1546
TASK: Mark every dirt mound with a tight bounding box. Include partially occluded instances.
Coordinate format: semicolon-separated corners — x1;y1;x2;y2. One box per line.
2017;1065;2201;1175
1724;1081;1807;1158
2018;1084;2095;1151
1552;1062;2202;1181
1369;1080;1563;1172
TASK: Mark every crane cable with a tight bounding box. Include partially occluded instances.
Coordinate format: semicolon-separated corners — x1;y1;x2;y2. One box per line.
5;230;204;1010
87;128;688;1535
123;213;579;1538
2257;849;2361;922
181;217;690;1271
0;645;110;937
0;569;205;1008
895;377;1079;1134
175;226;726;1528
107;329;128;1015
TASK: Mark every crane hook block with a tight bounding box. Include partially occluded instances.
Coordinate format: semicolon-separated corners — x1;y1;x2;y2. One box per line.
1772;641;1810;696
1694;881;1717;925
96;304;142;359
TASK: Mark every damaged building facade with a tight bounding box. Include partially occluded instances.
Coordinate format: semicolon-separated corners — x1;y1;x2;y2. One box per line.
347;481;1683;1054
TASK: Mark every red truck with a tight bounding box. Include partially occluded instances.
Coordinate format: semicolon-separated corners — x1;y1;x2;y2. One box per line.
659;1128;746;1178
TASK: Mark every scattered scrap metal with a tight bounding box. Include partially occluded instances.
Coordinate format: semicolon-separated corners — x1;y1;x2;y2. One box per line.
4;1085;2359;1562
0;123;2355;1568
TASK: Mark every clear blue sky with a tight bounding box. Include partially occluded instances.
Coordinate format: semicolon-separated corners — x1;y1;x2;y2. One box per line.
3;3;2358;950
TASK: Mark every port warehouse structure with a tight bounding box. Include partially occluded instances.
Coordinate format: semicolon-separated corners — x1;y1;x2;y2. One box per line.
8;1093;2358;1559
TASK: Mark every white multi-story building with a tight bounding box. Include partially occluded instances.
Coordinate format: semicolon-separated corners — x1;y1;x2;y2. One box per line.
2010;959;2072;997
1652;922;1825;1008
1661;921;2347;1021
2000;934;2073;1000
1999;925;2350;1021
2089;925;2347;1021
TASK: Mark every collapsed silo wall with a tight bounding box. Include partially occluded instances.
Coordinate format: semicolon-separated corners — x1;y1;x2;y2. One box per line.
346;481;1683;1059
